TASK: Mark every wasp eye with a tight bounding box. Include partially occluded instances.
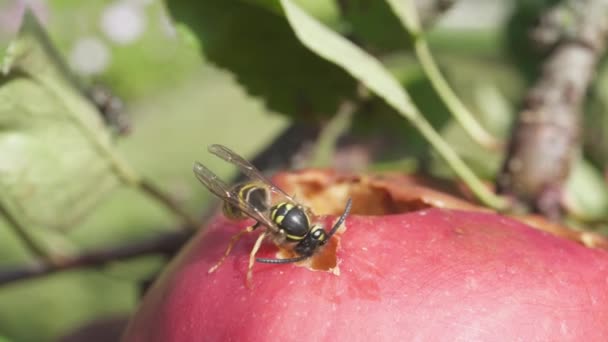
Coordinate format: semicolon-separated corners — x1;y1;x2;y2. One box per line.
311;227;327;241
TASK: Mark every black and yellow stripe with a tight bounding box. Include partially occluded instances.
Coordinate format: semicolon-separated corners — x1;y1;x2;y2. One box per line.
270;202;293;225
270;202;309;241
238;183;269;211
222;183;269;220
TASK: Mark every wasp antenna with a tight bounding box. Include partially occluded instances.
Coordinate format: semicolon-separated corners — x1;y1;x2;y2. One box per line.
327;198;353;238
256;255;310;264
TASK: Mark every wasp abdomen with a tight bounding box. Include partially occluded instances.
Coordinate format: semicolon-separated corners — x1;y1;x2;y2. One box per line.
271;203;310;241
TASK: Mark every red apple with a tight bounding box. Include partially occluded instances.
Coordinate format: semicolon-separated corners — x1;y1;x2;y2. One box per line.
124;171;608;341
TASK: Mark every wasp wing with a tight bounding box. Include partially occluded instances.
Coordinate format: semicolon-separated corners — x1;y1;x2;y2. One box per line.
193;161;278;231
208;144;298;205
193;161;232;199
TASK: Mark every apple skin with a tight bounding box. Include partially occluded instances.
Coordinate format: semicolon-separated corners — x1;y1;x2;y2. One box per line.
125;207;608;341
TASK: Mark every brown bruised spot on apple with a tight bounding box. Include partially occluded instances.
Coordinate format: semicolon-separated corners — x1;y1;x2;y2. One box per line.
277;169;608;251
270;170;495;274
277;169;488;216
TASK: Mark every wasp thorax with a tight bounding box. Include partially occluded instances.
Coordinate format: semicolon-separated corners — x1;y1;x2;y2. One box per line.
271;203;310;241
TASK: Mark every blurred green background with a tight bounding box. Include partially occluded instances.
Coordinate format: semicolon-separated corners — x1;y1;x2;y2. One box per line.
0;1;288;340
0;0;607;341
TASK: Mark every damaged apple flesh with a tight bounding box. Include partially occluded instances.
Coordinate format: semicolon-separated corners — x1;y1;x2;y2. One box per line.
125;172;608;341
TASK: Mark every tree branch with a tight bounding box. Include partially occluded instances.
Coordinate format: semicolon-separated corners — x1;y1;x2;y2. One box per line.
497;0;608;218
0;229;192;286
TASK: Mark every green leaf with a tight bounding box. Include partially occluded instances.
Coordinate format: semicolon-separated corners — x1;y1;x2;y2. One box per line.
386;0;500;149
166;0;356;117
1;41;15;75
0;22;13;73
242;0;284;14
339;0;413;52
585;60;608;169
0;12;138;233
244;0;340;23
279;0;507;209
385;0;420;34
563;158;608;221
281;0;417;117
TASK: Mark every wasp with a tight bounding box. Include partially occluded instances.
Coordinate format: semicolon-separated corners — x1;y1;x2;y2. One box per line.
193;144;352;285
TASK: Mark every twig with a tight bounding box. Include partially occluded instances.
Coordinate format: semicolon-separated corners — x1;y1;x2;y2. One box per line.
0;229;192;286
497;0;608;218
309;101;356;168
413;38;501;150
386;0;501;150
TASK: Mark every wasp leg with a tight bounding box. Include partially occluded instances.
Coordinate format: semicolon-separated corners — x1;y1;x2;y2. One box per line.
246;231;267;287
208;222;260;274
